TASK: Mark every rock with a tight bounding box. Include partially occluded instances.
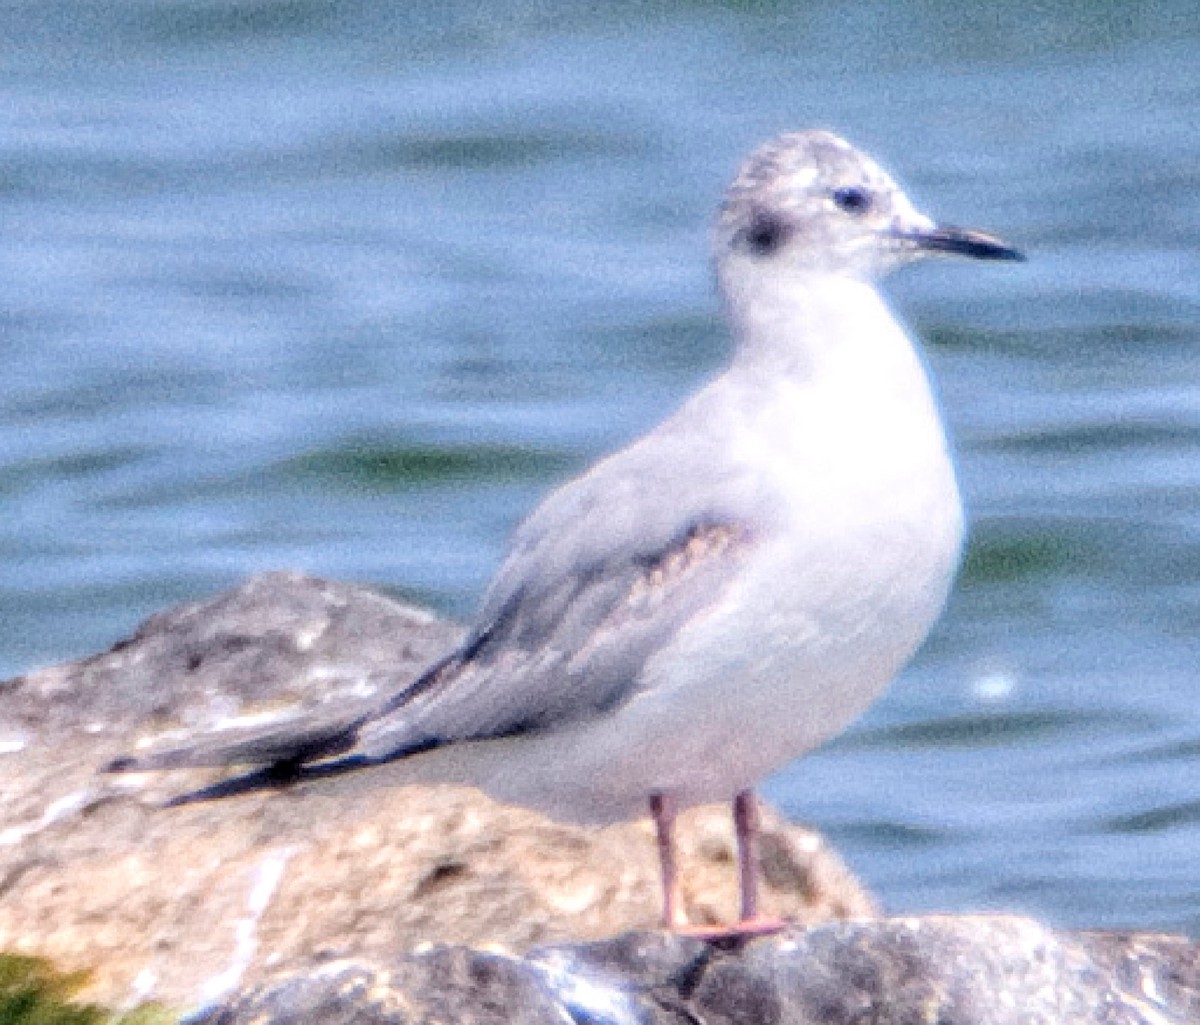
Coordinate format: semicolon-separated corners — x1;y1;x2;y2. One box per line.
2;571;462;738
0;572;875;1010
196;917;1200;1025
5;573;1198;1022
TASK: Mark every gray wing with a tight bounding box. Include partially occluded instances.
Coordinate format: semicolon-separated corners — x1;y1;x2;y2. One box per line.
353;515;756;759
102;703;373;773
351;399;768;759
105;507;756;780
105;381;771;776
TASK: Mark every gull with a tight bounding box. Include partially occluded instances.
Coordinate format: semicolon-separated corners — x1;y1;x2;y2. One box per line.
106;130;1023;934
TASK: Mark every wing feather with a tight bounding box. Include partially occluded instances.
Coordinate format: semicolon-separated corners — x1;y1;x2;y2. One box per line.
103;380;775;784
353;519;755;758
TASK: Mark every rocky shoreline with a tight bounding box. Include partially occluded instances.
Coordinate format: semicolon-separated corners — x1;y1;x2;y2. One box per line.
200;917;1200;1025
0;573;870;1011
1;572;1196;1023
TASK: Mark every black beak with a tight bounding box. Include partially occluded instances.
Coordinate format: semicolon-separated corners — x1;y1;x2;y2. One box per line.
892;225;1025;262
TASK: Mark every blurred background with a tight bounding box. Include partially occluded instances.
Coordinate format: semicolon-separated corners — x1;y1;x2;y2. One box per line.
1;0;1199;932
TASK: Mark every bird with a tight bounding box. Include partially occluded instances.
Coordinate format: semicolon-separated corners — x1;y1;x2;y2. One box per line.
106;130;1023;935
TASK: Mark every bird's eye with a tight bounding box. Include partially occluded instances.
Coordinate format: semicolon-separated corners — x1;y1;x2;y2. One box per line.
740;210;789;256
832;186;871;215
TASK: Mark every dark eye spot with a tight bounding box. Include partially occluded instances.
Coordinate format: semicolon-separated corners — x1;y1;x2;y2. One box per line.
739;210;790;256
832;186;871;215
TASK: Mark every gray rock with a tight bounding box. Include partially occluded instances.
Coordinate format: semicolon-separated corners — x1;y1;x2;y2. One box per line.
2;570;463;737
5;572;1195;1022
199;918;1200;1025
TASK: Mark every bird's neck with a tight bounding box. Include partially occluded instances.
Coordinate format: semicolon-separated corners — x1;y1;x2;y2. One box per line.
713;270;957;514
722;272;921;388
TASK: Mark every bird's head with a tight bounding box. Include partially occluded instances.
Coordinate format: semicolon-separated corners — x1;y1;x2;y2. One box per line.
713;130;1023;288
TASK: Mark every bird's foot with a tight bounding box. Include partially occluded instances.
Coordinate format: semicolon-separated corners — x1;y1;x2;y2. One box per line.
671;916;790;943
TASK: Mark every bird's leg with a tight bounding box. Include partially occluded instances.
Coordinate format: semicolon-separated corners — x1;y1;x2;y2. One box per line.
650;792;686;930
652;789;787;940
733;788;761;921
722;788;787;936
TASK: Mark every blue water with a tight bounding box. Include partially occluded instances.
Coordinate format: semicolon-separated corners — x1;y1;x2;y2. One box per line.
2;0;1199;932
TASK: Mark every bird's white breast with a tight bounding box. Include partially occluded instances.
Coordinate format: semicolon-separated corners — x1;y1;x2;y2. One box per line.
405;280;965;826
563;280;965;815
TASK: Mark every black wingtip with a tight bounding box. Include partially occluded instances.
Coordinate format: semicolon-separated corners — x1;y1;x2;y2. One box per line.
160;764;296;807
160;754;385;807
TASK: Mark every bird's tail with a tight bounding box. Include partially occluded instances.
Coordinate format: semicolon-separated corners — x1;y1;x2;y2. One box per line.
102;649;464;810
102;709;366;774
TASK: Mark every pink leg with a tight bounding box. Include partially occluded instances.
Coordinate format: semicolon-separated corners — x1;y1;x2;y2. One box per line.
651;789;787;939
650;792;685;930
733;788;760;921
727;788;786;934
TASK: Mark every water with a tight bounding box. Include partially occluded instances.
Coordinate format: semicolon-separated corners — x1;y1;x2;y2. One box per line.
2;0;1199;933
